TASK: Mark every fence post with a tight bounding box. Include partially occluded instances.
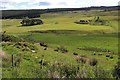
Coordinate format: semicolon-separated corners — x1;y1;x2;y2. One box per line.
11;54;14;67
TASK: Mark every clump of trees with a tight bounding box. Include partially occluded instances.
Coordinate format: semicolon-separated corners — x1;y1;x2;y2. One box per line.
74;16;110;26
20;18;43;26
90;16;110;26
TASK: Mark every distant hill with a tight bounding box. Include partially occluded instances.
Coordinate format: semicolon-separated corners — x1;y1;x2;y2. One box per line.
0;6;119;19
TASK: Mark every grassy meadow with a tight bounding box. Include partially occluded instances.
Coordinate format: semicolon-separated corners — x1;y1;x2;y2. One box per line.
1;10;119;78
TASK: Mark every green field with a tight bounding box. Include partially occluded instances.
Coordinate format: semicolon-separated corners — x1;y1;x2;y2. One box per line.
1;10;119;78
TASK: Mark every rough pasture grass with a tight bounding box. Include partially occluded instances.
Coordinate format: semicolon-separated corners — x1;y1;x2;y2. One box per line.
19;32;118;69
21;33;118;53
1;10;119;78
2;10;118;34
2;21;114;33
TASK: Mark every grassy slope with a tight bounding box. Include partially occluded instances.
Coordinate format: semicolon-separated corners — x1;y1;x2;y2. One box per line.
1;10;119;78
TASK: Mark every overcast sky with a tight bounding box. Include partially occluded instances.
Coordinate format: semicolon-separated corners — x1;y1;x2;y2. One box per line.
0;0;119;10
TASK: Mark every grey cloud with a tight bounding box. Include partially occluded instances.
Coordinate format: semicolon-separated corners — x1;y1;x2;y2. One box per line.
39;2;51;6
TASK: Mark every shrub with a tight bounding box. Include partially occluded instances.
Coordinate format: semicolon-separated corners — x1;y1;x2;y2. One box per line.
90;16;109;26
93;52;96;55
54;49;59;52
76;57;87;64
2;33;23;42
39;42;48;47
98;53;103;56
113;61;120;79
110;56;114;59
106;54;110;57
73;52;78;55
39;59;48;67
55;22;58;24
54;46;68;53
89;58;98;66
14;42;37;51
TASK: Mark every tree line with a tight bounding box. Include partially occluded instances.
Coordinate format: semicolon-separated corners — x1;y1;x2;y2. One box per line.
1;6;119;19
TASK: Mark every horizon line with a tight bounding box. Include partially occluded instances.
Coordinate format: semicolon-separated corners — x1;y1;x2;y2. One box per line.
1;5;119;11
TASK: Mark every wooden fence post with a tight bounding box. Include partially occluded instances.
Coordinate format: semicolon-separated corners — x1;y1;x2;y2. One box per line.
11;54;14;67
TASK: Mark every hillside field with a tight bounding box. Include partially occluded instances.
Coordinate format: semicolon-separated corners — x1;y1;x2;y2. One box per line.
1;10;119;78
